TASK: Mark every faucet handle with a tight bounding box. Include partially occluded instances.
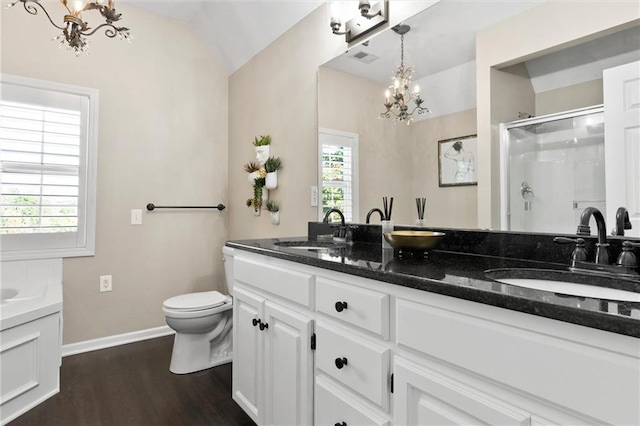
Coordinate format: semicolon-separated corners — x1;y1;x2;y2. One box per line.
616;241;640;268
553;237;588;264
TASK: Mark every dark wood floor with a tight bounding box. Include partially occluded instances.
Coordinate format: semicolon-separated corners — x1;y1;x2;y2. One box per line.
10;335;255;426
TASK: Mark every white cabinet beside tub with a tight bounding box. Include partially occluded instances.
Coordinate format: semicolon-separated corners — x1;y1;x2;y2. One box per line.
229;249;640;426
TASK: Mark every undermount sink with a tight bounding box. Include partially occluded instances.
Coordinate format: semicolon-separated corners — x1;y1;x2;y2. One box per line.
484;268;640;302
274;241;347;250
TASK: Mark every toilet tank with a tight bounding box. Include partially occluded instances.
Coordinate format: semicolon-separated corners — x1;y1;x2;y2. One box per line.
222;246;235;296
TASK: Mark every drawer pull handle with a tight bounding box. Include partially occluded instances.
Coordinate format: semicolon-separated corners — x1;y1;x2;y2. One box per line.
259;321;269;331
335;422;347;426
252;318;260;327
335;357;348;369
334;301;348;312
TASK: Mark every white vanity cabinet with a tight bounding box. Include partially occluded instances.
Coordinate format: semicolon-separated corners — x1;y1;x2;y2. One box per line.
314;274;392;425
393;357;533;426
231;254;315;426
393;293;640;426
229;248;640;426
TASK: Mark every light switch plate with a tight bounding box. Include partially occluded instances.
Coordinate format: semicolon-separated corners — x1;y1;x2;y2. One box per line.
131;209;142;225
311;186;318;207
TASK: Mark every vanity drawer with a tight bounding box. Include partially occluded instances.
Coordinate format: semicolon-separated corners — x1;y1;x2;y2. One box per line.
316;323;390;411
316;276;389;339
234;256;313;308
315;377;389;426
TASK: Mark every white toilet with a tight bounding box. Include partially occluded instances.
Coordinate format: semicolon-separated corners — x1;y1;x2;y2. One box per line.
162;246;235;374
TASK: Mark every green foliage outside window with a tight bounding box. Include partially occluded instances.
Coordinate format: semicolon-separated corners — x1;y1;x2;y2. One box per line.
1;193;77;234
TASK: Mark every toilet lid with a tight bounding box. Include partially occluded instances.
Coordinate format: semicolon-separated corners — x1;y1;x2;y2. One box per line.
163;291;227;311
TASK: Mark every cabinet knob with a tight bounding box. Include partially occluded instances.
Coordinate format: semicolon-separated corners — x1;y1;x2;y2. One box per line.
335;357;348;369
334;422;347;426
259;321;269;331
334;301;348;312
252;318;260;327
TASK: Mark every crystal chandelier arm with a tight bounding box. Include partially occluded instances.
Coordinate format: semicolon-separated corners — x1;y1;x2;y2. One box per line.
11;0;66;30
81;22;129;38
407;104;430;116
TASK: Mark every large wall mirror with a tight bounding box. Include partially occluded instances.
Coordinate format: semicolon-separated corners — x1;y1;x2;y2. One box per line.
318;0;640;239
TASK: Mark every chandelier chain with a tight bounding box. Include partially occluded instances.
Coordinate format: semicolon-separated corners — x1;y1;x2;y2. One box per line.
400;34;404;68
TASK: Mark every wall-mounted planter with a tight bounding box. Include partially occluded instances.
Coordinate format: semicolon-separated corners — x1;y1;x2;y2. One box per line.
265;172;278;189
248;171;260;184
253;208;261;216
255;145;270;165
270;211;280;225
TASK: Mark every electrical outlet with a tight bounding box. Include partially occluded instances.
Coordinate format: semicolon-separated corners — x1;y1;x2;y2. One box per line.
100;275;112;292
311;186;319;207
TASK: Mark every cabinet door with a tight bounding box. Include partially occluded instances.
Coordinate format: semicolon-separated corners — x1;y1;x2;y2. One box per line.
394;357;531;426
232;285;265;425
263;300;314;426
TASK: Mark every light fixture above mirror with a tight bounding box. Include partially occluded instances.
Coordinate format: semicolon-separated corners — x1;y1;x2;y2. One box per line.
329;0;389;43
380;25;430;125
7;0;131;55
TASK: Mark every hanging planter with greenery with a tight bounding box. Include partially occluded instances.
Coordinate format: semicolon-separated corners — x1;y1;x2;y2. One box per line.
253;134;271;165
264;156;282;189
266;200;280;225
243;160;261;184
246;176;266;215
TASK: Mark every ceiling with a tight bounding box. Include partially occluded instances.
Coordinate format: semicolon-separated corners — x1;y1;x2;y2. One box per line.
123;0;324;74
324;0;544;84
123;0;545;76
324;1;640;90
122;0;640;95
321;0;639;120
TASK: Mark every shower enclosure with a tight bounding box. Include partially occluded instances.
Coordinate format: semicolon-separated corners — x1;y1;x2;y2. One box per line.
500;106;605;234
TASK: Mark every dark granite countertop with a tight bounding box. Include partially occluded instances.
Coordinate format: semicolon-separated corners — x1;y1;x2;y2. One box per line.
226;237;640;338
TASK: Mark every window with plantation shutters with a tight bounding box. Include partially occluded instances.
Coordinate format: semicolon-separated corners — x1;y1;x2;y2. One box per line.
318;129;359;222
1;75;98;260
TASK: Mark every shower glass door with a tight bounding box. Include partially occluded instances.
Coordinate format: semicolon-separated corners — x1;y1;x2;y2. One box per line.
500;106;605;234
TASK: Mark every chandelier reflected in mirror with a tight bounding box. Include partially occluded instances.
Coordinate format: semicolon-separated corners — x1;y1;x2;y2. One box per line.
7;0;131;55
380;25;430;125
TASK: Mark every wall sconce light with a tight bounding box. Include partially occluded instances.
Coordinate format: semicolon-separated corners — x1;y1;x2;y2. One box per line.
7;0;131;55
330;0;389;43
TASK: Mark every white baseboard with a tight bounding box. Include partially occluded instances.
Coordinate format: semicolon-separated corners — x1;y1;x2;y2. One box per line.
62;325;175;357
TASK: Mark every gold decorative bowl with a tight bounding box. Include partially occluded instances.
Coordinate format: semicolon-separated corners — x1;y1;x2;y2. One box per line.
383;230;446;250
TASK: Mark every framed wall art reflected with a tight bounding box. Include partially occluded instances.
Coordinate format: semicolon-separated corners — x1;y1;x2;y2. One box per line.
438;134;478;187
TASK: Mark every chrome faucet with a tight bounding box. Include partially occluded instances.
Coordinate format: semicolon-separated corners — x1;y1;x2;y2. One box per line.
366;208;385;224
613;207;632;236
576;207;609;264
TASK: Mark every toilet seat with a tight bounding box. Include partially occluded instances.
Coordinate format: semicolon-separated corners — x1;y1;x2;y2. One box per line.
163;291;227;312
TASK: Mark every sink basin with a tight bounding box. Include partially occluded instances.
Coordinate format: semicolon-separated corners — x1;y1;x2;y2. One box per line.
274;241;346;250
484;268;640;302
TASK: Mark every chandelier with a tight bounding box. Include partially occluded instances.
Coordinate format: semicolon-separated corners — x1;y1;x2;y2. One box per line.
8;0;131;55
380;25;429;125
